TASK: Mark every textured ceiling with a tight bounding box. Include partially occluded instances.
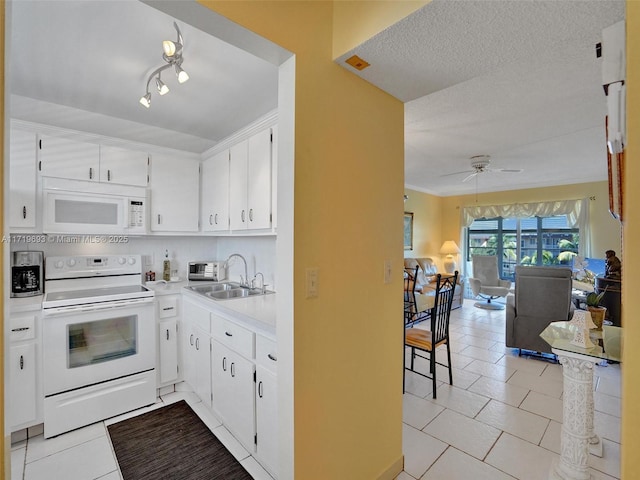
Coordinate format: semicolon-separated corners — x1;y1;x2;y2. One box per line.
9;1;279;153
337;0;626;196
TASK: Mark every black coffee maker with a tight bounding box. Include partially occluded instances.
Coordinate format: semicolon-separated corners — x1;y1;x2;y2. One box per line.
11;251;44;297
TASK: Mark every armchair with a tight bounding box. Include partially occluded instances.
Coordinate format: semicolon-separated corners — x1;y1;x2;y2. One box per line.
468;255;511;310
505;265;573;355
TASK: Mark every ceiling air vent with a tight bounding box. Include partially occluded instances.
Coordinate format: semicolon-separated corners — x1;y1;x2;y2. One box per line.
345;55;370;71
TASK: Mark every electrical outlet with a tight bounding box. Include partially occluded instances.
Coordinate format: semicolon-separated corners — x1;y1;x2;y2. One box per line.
306;268;319;298
384;260;392;284
143;254;154;266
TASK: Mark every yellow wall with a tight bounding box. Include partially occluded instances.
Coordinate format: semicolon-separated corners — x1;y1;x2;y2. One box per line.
200;2;406;479
621;1;638;477
440;181;622;257
332;0;428;58
403;188;443;263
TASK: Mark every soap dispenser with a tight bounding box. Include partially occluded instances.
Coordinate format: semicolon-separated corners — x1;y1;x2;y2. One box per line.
163;250;171;281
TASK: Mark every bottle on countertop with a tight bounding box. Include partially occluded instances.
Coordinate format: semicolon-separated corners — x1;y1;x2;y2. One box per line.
163;250;171;282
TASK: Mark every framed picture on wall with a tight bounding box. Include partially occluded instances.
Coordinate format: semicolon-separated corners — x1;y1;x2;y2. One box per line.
404;212;414;250
607;149;624;222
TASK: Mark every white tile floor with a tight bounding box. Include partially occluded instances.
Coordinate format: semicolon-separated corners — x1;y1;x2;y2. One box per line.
10;300;621;480
399;300;621;480
10;391;275;480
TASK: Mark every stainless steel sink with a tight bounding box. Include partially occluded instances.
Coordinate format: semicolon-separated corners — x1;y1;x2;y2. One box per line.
186;282;240;295
186;282;273;300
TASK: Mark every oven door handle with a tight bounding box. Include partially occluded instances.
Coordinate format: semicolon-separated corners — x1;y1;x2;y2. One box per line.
43;297;154;316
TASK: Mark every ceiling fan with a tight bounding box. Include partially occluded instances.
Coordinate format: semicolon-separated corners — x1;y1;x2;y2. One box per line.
442;155;523;182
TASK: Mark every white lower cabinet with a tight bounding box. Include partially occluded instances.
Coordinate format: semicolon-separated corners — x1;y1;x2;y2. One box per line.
157;295;180;386
182;297;212;408
212;341;255;450
9;310;41;431
255;365;278;476
10;342;38;428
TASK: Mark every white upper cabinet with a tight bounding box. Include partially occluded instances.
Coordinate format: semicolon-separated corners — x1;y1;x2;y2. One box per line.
247;128;273;229
229;140;249;230
229;128;273;231
201;150;230;232
39;135;149;187
9;128;37;229
38;135;100;182
149;152;200;232
99;145;149;187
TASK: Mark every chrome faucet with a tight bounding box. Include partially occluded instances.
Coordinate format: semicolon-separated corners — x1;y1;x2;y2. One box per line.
226;253;249;287
252;272;266;294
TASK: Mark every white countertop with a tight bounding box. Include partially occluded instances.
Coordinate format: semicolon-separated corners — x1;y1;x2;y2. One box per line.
145;280;188;296
9;295;43;313
182;286;276;338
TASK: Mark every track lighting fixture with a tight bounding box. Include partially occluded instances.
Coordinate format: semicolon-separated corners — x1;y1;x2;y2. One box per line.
139;22;189;108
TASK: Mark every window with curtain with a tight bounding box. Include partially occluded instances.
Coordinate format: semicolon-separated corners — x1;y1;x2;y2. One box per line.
466;215;580;280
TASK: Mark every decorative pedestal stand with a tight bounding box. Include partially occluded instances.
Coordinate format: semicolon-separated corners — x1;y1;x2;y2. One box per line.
540;321;622;480
549;354;600;480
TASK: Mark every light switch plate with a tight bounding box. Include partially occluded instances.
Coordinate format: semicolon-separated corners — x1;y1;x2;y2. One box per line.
384;260;392;284
306;268;319;298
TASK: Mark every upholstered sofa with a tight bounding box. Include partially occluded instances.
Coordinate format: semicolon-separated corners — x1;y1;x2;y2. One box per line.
404;257;465;310
505;265;574;354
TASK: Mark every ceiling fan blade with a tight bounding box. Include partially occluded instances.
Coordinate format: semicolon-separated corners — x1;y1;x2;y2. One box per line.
462;172;478;183
440;170;473;177
496;168;523;173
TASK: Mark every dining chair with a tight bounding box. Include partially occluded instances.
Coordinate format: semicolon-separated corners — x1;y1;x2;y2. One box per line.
404;271;458;399
404;266;433;327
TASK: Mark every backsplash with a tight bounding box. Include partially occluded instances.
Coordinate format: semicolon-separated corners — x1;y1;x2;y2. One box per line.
10;235;277;290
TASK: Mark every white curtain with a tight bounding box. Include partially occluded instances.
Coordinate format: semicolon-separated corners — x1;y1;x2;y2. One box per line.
461;198;590;257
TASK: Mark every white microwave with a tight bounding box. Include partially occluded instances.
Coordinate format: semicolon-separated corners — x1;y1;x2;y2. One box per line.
43;178;147;234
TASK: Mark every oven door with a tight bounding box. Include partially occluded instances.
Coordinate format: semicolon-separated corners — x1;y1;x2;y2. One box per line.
42;298;155;396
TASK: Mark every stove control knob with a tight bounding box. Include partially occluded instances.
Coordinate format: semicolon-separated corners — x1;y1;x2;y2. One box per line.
55;260;64;269
67;258;76;267
127;257;136;265
118;257;126;265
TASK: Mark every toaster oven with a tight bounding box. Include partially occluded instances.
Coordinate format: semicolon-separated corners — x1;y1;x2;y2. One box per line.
188;261;227;282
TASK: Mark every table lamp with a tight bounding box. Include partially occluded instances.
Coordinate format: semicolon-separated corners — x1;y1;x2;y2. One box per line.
440;240;461;274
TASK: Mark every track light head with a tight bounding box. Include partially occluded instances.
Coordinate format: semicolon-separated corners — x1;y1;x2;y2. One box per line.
139;92;151;108
156;76;169;95
175;65;189;84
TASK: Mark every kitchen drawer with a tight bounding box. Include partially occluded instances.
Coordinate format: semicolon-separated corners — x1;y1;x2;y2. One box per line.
10;314;36;342
212;315;254;359
158;297;179;319
256;335;277;374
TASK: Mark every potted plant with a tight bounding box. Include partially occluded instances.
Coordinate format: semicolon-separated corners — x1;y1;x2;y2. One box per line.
586;289;607;330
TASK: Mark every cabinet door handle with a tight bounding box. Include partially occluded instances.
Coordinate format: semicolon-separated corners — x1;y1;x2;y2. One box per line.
107;169;111;181
195;337;200;350
166;329;170;340
222;357;227;371
20;355;24;370
225;331;233;337
249;208;253;222
267;353;278;362
89;167;93;179
157;214;161;225
22;205;27;219
214;213;218;225
209;214;213;225
241;209;245;222
190;334;194;346
258;381;264;398
162;306;174;311
230;362;235;377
